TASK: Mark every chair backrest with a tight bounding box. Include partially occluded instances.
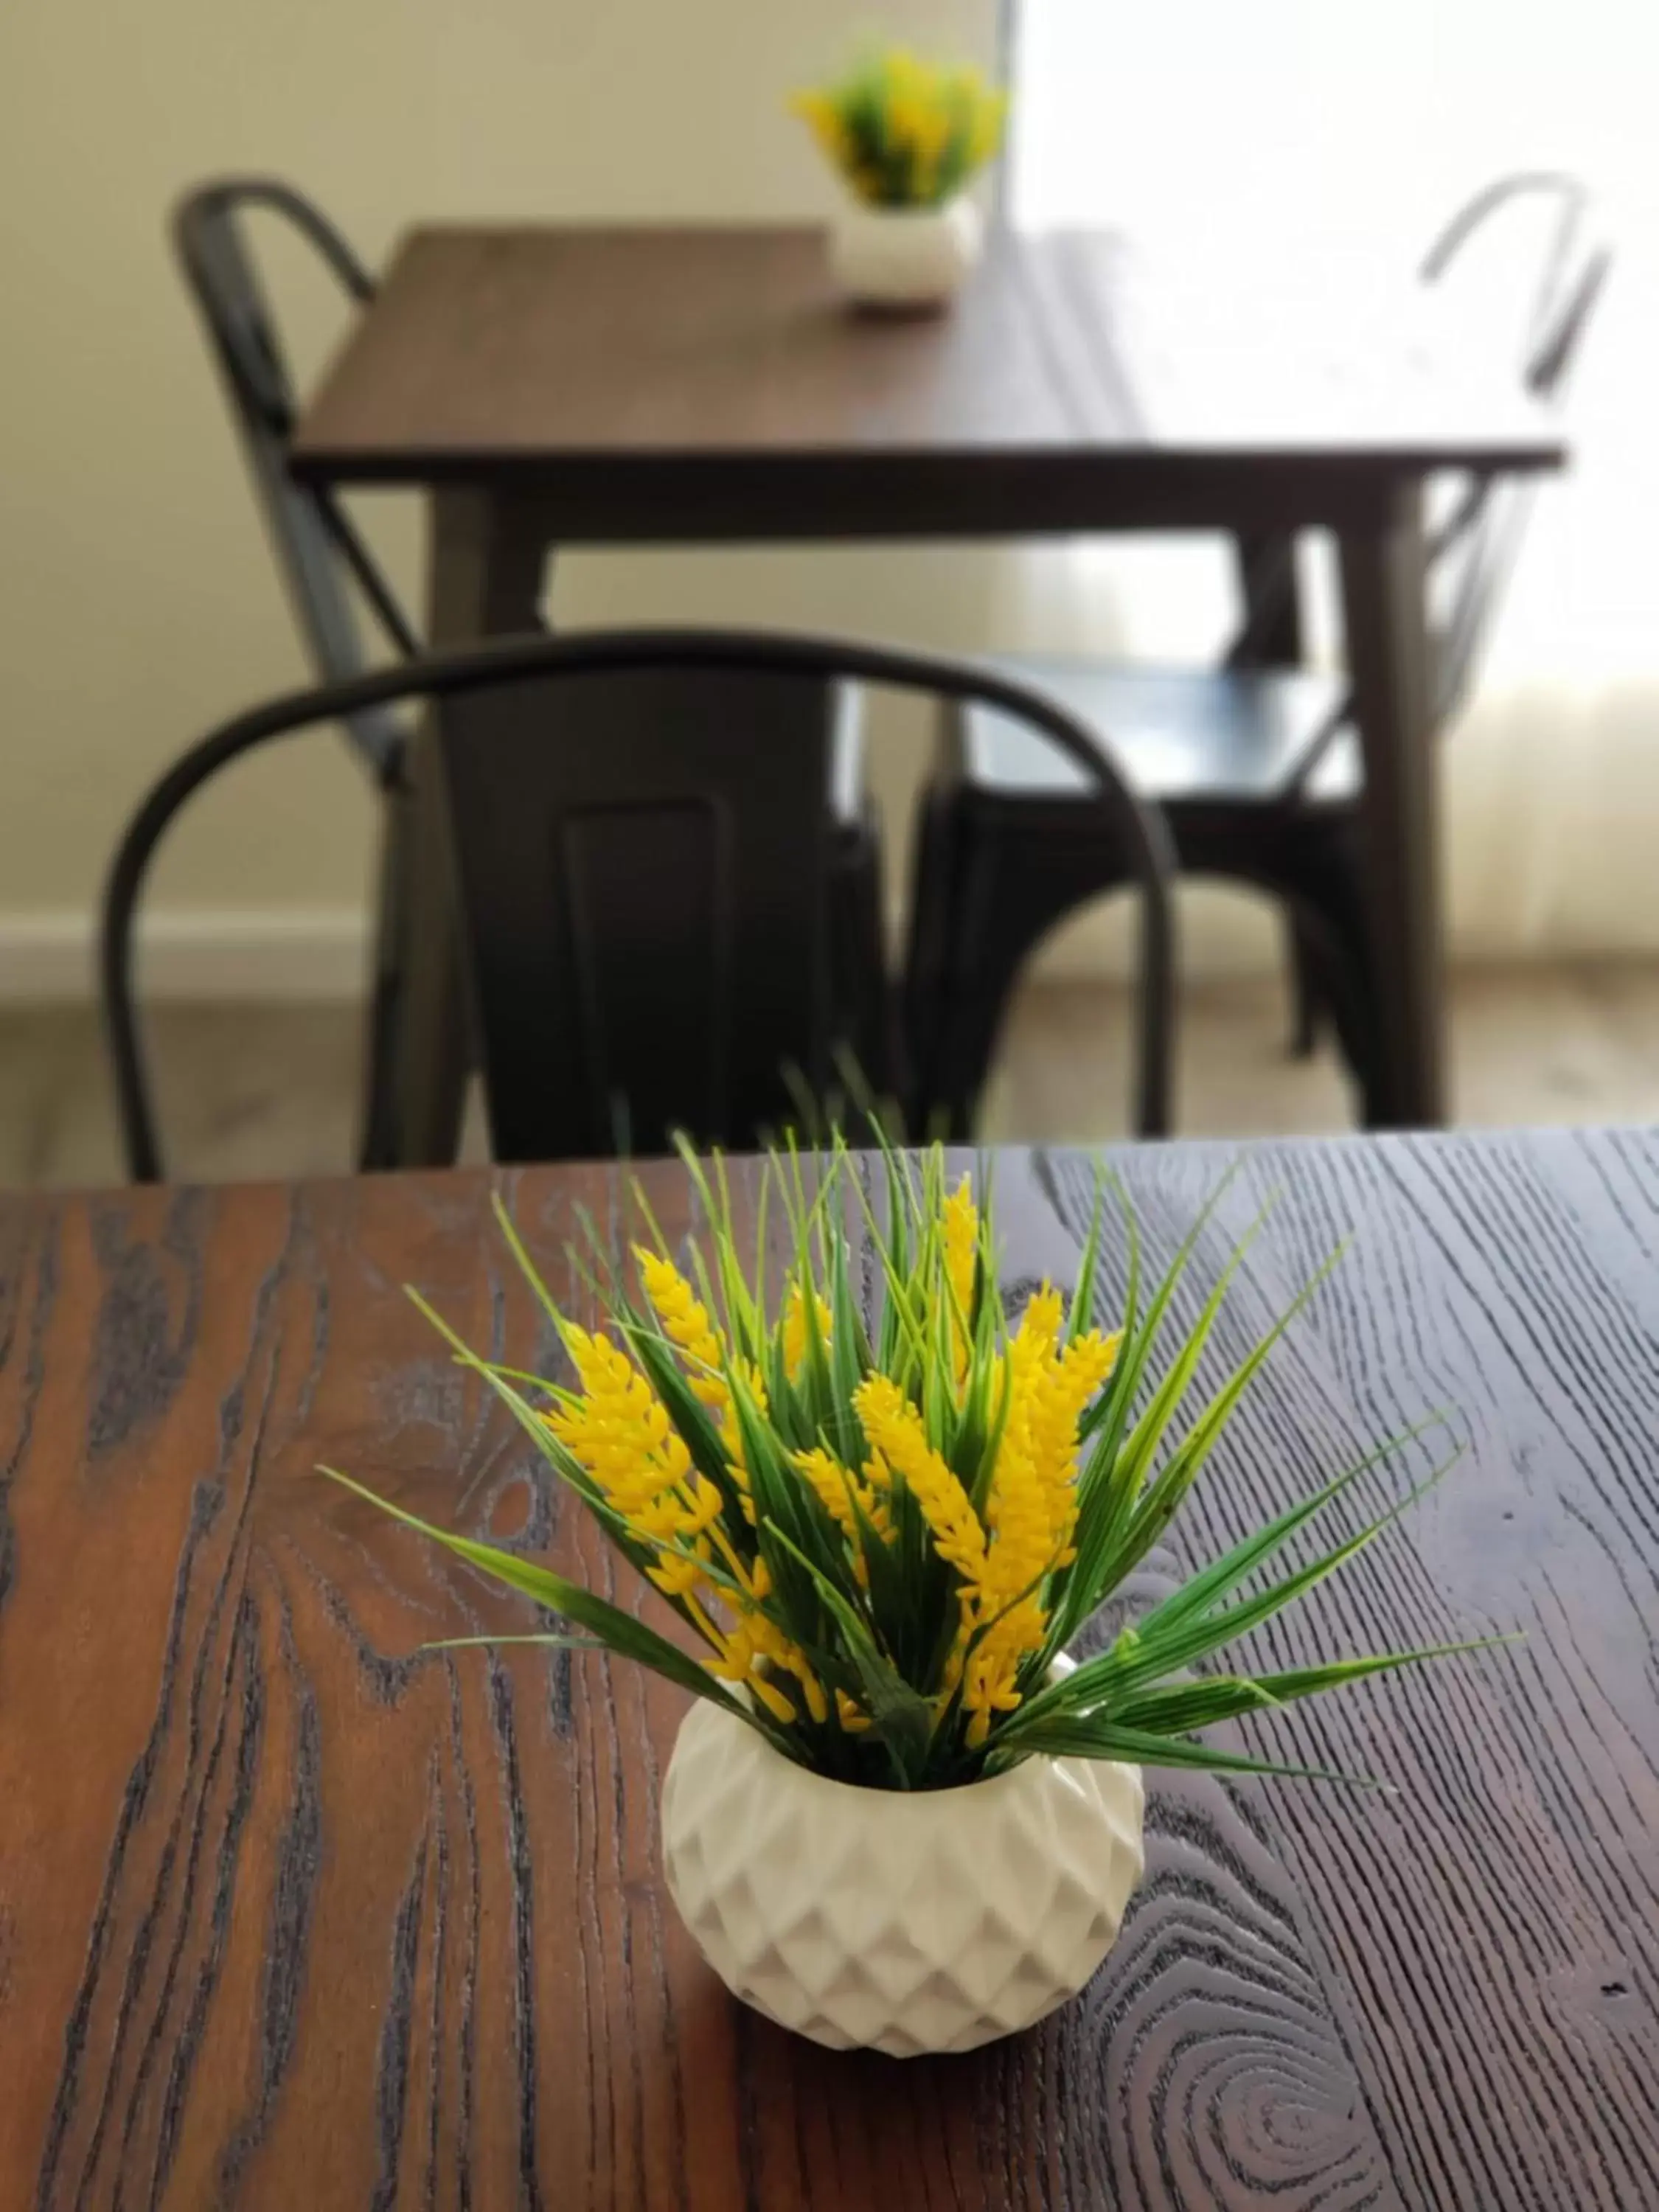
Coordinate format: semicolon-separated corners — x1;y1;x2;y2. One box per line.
102;630;1176;1177
442;664;842;1159
1419;173;1612;727
173;178;417;777
1273;172;1611;787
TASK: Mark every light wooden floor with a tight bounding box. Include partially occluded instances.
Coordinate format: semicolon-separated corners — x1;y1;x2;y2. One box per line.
987;962;1659;1142
9;961;1659;1189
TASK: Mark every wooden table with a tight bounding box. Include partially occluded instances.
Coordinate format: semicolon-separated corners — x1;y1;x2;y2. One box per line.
4;1130;1655;2209
293;225;1565;1141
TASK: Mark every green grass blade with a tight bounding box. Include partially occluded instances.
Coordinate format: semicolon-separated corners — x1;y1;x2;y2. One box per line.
404;1288;669;1583
1077;1451;1465;1719
765;1521;933;1787
1112;1210;1270;1496
1085;1239;1349;1603
1013;1438;1464;1741
994;1714;1385;1788
1109;1635;1520;1736
1068;1161;1107;1339
490;1192;566;1335
318;1467;762;1725
422;1633;610;1653
1078;1163;1237;1447
1126;1413;1452;1637
617;1315;754;1529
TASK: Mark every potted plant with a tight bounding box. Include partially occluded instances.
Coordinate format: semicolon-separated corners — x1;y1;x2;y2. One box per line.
791;49;1007;310
330;1142;1503;2059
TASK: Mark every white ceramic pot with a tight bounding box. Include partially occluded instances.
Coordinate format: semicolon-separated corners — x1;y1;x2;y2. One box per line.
828;198;982;311
661;1693;1144;2057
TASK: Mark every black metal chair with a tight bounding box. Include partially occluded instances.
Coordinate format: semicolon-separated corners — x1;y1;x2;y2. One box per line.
173;180;890;1166
103;630;1176;1178
906;175;1611;1132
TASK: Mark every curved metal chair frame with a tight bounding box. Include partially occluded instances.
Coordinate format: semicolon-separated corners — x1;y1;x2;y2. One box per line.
105;630;1178;1180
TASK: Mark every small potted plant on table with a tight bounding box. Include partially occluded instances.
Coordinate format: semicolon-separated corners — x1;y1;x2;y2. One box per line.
331;1142;1502;2058
792;48;1007;310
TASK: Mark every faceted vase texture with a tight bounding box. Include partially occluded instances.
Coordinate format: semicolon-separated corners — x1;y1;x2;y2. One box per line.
661;1698;1146;2057
828;198;982;308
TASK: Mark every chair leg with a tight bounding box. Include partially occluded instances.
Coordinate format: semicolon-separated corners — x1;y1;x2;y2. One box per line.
1285;868;1382;1121
900;786;961;1133
828;809;898;1121
1286;911;1324;1059
931;922;1040;1142
919;810;1128;1141
356;789;408;1172
369;739;473;1169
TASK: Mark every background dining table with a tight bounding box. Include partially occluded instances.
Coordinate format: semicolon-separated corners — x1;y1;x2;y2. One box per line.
2;1127;1655;2208
291;224;1567;1151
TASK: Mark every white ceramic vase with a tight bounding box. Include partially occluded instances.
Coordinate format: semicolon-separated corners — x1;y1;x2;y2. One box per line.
828;198;982;311
661;1694;1144;2057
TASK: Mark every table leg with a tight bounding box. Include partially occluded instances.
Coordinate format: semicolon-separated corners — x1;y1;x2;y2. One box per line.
426;487;552;644
1228;531;1305;668
366;490;548;1168
1228;530;1329;1056
1338;485;1444;1127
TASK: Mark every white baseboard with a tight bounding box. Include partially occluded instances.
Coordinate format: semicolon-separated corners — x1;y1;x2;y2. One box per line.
0;908;370;1004
4;899;1646;1012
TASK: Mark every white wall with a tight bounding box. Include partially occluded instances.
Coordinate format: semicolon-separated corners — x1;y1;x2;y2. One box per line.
0;0;1001;995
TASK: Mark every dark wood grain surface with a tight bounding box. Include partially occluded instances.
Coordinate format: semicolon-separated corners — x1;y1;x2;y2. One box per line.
291;227;1564;534
2;1133;1655;2209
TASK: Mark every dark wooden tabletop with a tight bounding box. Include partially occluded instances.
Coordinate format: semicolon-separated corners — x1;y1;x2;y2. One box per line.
291;226;1565;535
4;1131;1655;2209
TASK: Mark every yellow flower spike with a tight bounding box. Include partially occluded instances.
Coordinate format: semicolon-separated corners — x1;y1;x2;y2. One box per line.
704;1609;755;1681
648;1552;707;1600
886;90;927;151
636;1248;728;1410
854;1374;987;1584
689;1533;827;1733
748;1672;799;1727
782;1279;832;1380
957;1318;1122;1735
546;1323;743;1624
703;1515;754;1599
794;1444;889;1582
637;1246;771;1492
787;1658;830;1726
796;1445;861;1542
1028;1331;1120;1550
885;47;924;95
909;104;951;202
551;1328;689;1500
742;1613;821;1726
835;1689;872;1734
969;94;1007;165
943;1174;979;1390
974;1319;1066;1585
1018;1283;1065;1354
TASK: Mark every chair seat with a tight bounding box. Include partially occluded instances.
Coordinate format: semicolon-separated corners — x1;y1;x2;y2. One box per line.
952;657;1361;807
